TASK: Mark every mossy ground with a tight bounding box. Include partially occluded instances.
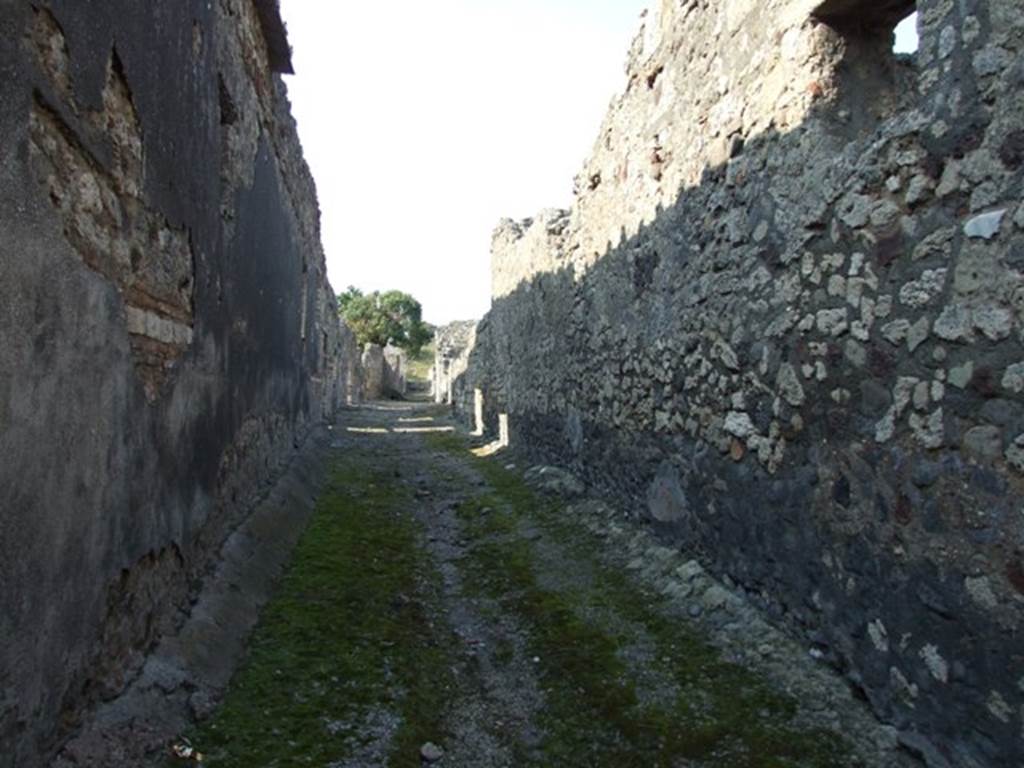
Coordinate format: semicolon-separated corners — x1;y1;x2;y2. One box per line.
426;431;854;768
177;454;453;767
176;412;855;767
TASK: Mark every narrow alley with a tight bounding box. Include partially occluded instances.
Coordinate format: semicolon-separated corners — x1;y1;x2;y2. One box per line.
5;3;1022;766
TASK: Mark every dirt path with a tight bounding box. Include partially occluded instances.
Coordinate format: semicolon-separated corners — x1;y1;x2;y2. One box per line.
175;402;911;768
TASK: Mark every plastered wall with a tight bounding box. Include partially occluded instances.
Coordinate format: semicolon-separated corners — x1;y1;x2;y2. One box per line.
0;2;355;763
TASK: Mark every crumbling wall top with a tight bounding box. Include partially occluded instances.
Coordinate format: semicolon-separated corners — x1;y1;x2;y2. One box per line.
491;209;572;298
253;0;293;74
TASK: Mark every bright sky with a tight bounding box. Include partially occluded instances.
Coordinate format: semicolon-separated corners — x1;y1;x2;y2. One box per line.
894;12;919;54
280;3;920;326
280;0;648;325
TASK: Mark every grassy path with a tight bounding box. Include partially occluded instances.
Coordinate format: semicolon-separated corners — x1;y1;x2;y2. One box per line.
182;441;452;767
177;402;893;767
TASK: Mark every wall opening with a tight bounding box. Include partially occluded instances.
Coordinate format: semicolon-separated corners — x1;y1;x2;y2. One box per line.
812;0;918;131
892;11;919;54
813;0;916;35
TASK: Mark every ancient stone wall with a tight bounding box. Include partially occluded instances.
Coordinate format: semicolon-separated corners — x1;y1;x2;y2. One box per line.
361;343;408;400
458;1;1024;765
433;321;477;405
0;2;354;764
362;343;385;400
340;324;365;405
382;344;408;398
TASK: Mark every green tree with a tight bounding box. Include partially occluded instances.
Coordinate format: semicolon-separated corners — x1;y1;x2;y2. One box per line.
337;285;364;311
337;286;432;355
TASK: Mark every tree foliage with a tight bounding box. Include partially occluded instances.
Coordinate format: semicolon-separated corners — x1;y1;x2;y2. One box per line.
337;287;432;355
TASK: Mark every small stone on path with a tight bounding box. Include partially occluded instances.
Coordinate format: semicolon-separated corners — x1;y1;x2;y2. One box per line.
420;741;444;763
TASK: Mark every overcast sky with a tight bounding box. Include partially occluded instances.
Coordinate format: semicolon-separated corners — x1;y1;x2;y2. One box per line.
280;3;920;326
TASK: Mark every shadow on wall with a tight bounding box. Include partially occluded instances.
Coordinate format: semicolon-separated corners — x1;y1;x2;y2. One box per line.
452;4;1024;766
1;1;357;764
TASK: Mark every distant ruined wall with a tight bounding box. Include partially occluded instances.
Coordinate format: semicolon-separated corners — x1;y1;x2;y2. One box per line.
361;343;407;400
383;344;407;398
0;1;354;764
340;328;365;405
362;343;385;400
458;1;1024;765
433;321;476;405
